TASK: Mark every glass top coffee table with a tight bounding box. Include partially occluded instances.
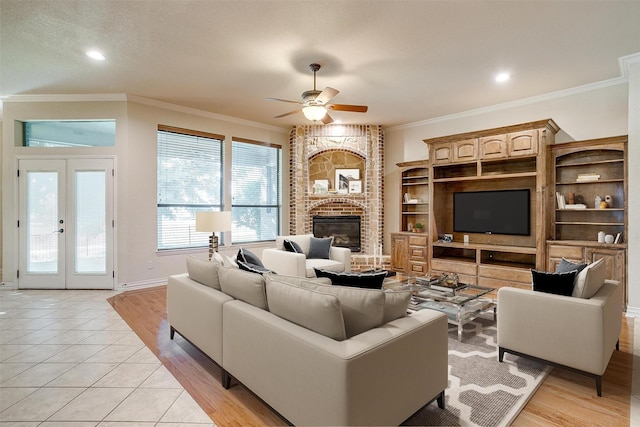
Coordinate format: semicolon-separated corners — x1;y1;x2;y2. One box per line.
384;275;496;340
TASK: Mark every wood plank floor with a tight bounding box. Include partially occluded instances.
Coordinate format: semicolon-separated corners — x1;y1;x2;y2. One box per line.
108;286;633;426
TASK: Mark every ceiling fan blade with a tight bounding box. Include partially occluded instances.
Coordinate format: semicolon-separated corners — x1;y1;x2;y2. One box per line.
329;103;368;113
315;87;339;105
321;113;334;125
266;97;302;105
274;109;302;118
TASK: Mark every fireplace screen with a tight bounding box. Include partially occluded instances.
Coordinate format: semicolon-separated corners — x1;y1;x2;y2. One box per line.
313;215;361;252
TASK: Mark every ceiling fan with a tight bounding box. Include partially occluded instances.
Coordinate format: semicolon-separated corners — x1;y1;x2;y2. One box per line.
267;63;368;124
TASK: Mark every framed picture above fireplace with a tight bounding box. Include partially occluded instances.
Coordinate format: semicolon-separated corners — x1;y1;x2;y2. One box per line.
335;168;360;193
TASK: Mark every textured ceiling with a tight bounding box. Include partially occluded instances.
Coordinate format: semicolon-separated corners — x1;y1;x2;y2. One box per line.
2;0;640;128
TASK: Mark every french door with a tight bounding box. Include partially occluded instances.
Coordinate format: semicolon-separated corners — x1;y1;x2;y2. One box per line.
18;158;115;289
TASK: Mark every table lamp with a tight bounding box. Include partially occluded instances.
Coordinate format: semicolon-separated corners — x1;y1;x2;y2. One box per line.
196;211;232;260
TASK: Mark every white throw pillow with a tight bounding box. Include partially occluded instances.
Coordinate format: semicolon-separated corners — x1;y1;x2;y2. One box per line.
572;258;606;299
186;256;221;290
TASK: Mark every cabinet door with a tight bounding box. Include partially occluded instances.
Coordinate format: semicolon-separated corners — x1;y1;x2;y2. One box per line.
479;135;508;159
431;143;452;164
508;130;538;157
453;139;478;162
546;244;584;271
390;234;409;272
585;247;625;286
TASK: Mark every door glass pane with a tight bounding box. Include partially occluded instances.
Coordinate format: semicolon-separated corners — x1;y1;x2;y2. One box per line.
27;171;58;273
75;171;106;273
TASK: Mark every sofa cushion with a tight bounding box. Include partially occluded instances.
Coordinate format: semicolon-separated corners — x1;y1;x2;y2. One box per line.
298;281;385;338
218;266;268;310
314;268;387;289
308;236;333;259
237;260;274;275
383;290;412;323
237;247;263;266
555;258;588;274
265;279;347;341
531;269;577;296
284;239;304;254
186;256;221;290
572;258;606;299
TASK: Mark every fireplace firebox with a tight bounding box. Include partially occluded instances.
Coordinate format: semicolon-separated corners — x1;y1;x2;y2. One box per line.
313;215;361;252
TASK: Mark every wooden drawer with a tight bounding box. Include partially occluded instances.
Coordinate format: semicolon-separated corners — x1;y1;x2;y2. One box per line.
409;236;428;246
409;246;427;259
478;265;532;285
478;276;530;290
431;259;477;276
409;261;428;275
547;244;584;260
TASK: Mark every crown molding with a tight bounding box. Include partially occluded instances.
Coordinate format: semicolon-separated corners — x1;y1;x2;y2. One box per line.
2;93;128;103
126;95;289;134
619;52;640;78
390;76;628;131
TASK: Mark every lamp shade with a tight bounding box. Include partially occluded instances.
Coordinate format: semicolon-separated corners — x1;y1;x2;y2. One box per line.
196;211;232;232
302;105;327;121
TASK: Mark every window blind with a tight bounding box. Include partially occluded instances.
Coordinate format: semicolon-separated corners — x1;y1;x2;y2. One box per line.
157;128;224;250
231;138;281;243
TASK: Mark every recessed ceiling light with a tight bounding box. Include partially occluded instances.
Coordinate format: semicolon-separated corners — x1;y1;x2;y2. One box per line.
495;72;510;83
86;50;106;61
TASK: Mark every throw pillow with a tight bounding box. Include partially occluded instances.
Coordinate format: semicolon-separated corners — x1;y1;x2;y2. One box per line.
383;290;412;323
223;254;238;268
298;281;385;338
237;260;275;275
314;268;387;289
283;239;304;254
572;258;606;299
237;247;263;266
186;256;221;290
531;269;577;296
265;279;347;341
218;265;268;310
308;236;333;259
555;258;588;274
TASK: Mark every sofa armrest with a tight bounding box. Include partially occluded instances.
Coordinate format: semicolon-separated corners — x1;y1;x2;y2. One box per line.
223;302;447;426
497;280;622;375
329;246;352;272
261;248;307;276
167;273;233;364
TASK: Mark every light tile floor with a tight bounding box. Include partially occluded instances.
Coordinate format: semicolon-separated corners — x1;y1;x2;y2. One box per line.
0;288;215;426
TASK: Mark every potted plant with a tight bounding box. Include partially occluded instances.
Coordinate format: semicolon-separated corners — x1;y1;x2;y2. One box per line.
414;223;424;233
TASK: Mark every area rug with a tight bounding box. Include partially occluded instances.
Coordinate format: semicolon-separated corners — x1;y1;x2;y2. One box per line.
403;314;551;427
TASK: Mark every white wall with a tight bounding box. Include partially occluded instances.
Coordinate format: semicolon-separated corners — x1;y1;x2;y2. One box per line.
1;97;289;288
384;81;635;308
626;62;640;314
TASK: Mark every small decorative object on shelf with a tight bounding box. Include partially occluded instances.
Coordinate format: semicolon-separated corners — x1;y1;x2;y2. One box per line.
414;223;424;233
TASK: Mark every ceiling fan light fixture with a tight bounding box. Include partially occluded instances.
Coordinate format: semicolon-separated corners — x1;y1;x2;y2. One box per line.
302;105;327;121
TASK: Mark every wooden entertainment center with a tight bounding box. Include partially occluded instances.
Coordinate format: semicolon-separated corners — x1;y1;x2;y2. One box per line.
391;120;628;305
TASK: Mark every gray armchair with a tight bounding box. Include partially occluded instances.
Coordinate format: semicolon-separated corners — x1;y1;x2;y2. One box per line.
497;279;623;396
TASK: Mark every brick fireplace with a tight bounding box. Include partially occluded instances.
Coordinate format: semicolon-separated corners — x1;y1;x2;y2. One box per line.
288;124;389;271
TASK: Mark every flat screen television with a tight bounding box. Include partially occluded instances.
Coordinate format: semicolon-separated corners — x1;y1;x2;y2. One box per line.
453;189;530;236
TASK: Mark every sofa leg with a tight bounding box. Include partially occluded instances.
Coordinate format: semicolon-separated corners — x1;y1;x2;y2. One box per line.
437;390;445;409
596;376;602;397
170;326;175;340
222;370;232;389
616;339;620;351
498;347;505;362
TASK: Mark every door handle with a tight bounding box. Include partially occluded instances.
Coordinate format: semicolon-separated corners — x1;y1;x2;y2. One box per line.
53;228;64;233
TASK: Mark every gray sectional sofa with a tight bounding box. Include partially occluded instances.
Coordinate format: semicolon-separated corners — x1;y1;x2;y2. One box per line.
167;256;449;426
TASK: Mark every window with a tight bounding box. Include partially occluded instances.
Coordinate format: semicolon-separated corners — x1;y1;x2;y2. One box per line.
231;138;281;244
157;126;224;250
19;120;116;147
